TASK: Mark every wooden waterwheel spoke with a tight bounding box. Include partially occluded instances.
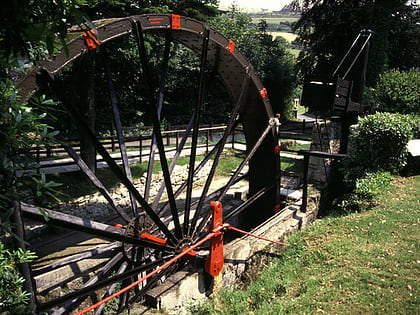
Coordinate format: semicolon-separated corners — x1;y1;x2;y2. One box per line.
93;261;128;315
193;120;274;237
102;46;138;217
21;204;174;251
151;114;194;210
183;27;210;236
38;257;168;312
189;73;251;237
51;252;124;314
218;122;274;200
144;32;172;203
223;179;278;223
41;68;178;245
126;263;177;306
58;138;131;223
156;125;233;218
133;20;182;239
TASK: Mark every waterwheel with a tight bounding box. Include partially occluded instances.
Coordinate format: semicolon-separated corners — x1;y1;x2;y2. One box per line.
16;14;281;314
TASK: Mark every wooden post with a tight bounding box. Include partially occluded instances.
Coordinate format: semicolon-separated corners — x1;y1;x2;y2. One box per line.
111;126;116;152
209;123;213;142
231;129;235;150
301;152;310;213
11;199;38;314
302;119;306;134
36;146;40;164
206;128;210;154
139;134;142;163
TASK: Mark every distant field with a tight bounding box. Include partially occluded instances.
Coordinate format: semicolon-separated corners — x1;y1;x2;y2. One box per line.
270;31;298;42
252;17;299;24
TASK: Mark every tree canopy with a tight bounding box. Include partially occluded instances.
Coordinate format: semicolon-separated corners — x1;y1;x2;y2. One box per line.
292;0;419;86
210;7;296;117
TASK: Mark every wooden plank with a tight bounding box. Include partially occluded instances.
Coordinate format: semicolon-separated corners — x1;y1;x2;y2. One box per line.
335;85;349;97
347;101;361;112
333;97;347;107
336;77;350;88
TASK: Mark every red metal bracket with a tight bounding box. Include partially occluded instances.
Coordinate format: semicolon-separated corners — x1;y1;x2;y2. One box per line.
205;201;224;277
140;232;167;246
171;14;181;30
260;87;268;99
83;29;100;50
227;40;235;54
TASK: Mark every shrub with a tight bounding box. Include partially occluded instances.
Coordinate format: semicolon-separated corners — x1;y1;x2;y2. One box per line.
374;68;420;114
340;171;392;213
0;243;37;312
1;81;59;310
345;112;415;178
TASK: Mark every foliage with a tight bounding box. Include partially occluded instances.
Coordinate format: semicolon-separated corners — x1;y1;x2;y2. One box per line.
0;82;61;213
0;0;88;72
0;243;37;312
291;0;418;88
336;112;418;214
339;171;392;213
345;112;417;178
209;6;297;117
82;0;219;21
0;81;60;309
374;68;420;114
387;4;420;71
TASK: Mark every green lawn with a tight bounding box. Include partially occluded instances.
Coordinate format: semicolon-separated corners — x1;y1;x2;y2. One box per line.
252;17;299;24
191;175;420;314
270;31;298;42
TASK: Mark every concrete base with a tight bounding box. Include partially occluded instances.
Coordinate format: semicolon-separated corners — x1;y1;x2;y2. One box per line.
145;265;211;314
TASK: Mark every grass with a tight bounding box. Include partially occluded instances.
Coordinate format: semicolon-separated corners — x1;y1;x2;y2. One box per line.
190;175;420;314
252;17;299;24
215;150;245;177
281;156;304;174
269;32;298;42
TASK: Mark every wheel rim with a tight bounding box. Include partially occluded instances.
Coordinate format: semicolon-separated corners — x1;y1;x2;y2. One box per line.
17;14;280;313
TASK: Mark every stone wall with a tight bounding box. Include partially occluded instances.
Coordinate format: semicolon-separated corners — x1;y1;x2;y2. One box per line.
308;120;342;190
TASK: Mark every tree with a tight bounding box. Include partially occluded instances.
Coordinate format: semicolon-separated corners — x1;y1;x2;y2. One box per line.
210;6;296;117
0;0;87;73
291;0;418;87
387;4;420;70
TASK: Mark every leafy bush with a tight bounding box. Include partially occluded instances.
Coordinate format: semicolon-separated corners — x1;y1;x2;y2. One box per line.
0;243;37;312
1;81;59;309
345;112;416;178
340;171;392;213
374;68;420;114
